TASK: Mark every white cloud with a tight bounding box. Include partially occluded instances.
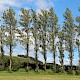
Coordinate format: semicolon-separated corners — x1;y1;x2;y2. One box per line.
36;0;48;9
35;0;54;14
0;0;21;12
0;0;21;7
0;3;8;12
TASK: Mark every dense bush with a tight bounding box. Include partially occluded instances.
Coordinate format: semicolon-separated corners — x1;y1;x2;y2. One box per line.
76;66;80;75
0;55;80;75
12;60;20;71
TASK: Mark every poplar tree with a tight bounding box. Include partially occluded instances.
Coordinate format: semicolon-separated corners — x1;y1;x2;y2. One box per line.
76;7;80;66
19;8;31;71
2;7;17;72
48;7;58;72
31;10;39;71
38;10;48;71
63;8;75;71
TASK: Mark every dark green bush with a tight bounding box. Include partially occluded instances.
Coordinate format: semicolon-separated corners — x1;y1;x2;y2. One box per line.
76;66;80;75
12;60;20;71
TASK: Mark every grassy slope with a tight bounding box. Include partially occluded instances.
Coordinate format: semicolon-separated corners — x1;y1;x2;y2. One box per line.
0;70;80;80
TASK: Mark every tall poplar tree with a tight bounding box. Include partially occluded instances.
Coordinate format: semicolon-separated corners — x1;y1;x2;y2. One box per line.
63;8;75;71
48;7;58;72
38;10;48;71
19;8;31;71
31;10;39;71
2;7;17;72
76;7;80;66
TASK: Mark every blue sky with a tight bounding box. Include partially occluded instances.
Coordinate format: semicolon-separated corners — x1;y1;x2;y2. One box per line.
0;0;80;65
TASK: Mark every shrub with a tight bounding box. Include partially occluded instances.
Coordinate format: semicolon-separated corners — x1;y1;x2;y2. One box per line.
12;60;20;71
0;65;4;71
76;66;80;75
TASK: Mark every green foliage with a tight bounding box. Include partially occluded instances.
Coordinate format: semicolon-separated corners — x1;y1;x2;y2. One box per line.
76;66;80;75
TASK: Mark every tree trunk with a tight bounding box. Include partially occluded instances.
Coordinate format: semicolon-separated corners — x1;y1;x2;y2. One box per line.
9;44;12;72
35;49;39;71
35;38;39;72
70;51;73;71
9;25;12;72
53;50;56;72
1;37;4;69
26;43;29;72
78;45;80;66
60;41;64;73
26;31;29;72
43;42;47;71
52;35;56;72
61;53;64;73
44;54;47;71
43;32;46;71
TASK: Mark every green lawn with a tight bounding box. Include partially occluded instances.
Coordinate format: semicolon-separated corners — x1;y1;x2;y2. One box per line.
0;71;80;80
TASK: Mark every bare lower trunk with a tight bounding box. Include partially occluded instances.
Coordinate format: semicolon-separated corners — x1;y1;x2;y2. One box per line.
26;43;29;72
35;50;39;71
53;51;56;72
9;44;12;72
1;39;4;65
70;52;73;71
1;39;4;70
78;45;80;66
44;54;47;71
61;57;64;72
43;36;46;71
35;41;39;72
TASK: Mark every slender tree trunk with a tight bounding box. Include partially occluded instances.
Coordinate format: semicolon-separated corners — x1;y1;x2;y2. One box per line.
9;44;12;72
26;43;29;71
69;39;73;71
9;25;12;72
51;26;56;72
43;31;47;71
70;51;73;71
44;53;47;71
52;36;56;72
53;50;56;72
61;57;64;72
78;45;80;66
35;37;39;72
60;41;64;73
26;31;29;72
1;37;4;68
60;52;64;72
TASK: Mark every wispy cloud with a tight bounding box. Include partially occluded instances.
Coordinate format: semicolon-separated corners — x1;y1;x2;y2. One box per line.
35;0;54;14
0;0;22;12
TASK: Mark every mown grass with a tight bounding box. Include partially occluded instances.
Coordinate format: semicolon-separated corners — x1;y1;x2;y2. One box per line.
0;69;80;80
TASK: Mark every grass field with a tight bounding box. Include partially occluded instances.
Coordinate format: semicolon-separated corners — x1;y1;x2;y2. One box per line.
0;70;80;80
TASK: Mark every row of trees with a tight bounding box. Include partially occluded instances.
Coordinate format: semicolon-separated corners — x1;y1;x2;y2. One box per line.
0;7;80;73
